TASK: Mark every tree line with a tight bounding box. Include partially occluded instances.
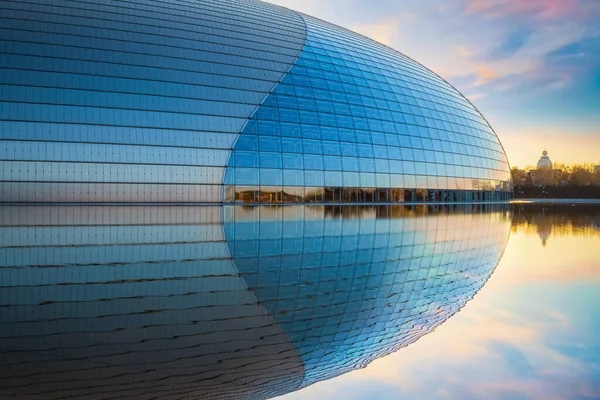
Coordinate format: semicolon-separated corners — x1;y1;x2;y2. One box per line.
511;162;600;187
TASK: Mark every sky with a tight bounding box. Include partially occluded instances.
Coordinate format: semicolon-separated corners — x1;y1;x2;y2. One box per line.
268;0;600;168
275;211;600;400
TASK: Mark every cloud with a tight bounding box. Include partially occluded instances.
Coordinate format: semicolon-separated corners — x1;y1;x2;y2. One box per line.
465;93;486;100
278;301;588;400
482;67;566;92
458;46;473;57
466;0;486;14
488;28;533;59
465;0;590;21
351;18;400;46
450;66;504;89
475;65;500;84
546;36;600;62
488;341;536;378
491;390;532;400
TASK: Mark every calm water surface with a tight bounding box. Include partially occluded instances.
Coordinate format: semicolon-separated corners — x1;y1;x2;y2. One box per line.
0;204;598;400
277;205;600;400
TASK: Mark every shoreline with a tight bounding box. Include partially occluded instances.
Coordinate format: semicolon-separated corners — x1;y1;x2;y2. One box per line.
512;198;600;205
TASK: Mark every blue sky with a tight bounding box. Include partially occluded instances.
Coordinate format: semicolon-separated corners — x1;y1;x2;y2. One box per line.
269;0;600;168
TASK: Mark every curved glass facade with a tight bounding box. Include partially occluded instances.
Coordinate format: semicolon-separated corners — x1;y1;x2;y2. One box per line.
0;0;512;203
0;204;511;398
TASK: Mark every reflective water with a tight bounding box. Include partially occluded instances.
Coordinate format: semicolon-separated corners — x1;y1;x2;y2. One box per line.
0;205;598;400
276;204;600;400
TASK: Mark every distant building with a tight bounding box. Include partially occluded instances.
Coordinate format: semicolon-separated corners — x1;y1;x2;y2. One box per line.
530;150;556;186
536;150;553;170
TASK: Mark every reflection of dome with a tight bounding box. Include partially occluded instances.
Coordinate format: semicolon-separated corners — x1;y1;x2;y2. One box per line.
0;205;510;399
537;150;553;169
537;222;552;246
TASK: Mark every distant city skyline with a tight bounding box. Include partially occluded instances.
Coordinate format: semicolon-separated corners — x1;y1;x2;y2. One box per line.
268;0;600;168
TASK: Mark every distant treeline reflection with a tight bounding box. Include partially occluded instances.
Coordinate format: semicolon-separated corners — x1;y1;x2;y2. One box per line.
233;203;512;220
512;162;600;199
512;205;600;244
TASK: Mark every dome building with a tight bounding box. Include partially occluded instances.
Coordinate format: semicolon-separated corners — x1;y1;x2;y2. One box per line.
0;0;512;203
537;150;553;170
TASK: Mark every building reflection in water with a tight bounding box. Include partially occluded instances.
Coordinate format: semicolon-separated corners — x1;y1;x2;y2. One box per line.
0;205;511;400
512;204;600;246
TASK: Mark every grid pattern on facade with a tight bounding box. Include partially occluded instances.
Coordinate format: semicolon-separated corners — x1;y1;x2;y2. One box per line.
0;0;306;202
0;205;305;400
0;205;510;399
1;0;512;203
225;205;511;387
224;13;512;204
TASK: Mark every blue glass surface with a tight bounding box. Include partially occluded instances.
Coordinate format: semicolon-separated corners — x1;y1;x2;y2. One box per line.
0;0;306;202
225;14;512;203
0;0;511;203
0;204;510;399
273;204;600;400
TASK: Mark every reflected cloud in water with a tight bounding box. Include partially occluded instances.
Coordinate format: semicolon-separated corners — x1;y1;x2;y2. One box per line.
0;205;510;399
274;205;600;400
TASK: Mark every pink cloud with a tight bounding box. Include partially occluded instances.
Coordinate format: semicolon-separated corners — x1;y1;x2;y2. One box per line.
466;0;591;20
458;45;473;57
475;65;501;85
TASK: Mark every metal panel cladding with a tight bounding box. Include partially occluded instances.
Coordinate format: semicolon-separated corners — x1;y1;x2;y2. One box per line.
0;0;513;203
0;0;306;202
